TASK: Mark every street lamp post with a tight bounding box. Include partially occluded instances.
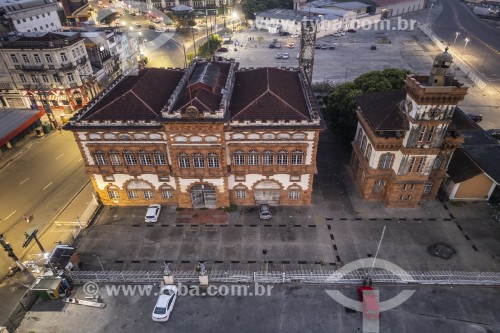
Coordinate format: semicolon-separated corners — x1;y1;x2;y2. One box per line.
426;3;434;25
461;37;470;57
453;32;460;45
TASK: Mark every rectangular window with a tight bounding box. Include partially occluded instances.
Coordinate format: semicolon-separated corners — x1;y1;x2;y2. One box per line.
277;153;288;165
288;190;300;199
103;175;114;181
22;54;29;63
159;175;170;181
162;189;173;199
72;49;77;58
110;154;121;165
153;154;166;165
427;126;435;142
407;157;416;173
410;184;415;191
290;175;301;181
262;154;274;165
193;156;205;168
34;54;41;63
248;153;259;165
208;156;219;168
235;190;246;199
178;157;190;168
415;158;425;173
41;74;49;83
53;75;61;84
373;179;386;193
127;190;139;199
423;183;433;194
108;190;119;199
235;175;245;181
417;126;427;142
95;154;108;165
20;74;27;83
10;54;18;63
291;154;303;165
139;154;152;165
402;183;407;191
144;190;154;199
67;73;74;82
45;54;53;63
60;52;68;62
233;153;245;165
31;75;39;83
124;154;137;165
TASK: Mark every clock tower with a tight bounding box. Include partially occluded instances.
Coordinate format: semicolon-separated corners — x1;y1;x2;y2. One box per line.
299;19;317;83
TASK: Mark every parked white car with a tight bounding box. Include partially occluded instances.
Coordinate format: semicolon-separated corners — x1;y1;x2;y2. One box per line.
282;52;290;59
145;204;161;223
152;285;178;322
155;27;166;33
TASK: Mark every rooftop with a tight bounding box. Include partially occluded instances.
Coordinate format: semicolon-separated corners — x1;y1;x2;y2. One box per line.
356;89;407;131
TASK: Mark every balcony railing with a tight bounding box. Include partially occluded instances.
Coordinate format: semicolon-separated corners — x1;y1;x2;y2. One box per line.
21;64;45;72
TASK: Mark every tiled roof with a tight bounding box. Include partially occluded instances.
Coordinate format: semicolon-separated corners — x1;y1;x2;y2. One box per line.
372;0;418;7
173;61;231;114
84;68;184;121
447;148;483;183
356;90;407;131
230;68;312;122
465;146;500;183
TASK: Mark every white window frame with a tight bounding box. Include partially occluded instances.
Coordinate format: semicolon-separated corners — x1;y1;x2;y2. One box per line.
139;152;152;165
248;151;259;165
161;189;174;199
178;154;190;168
208;154;219;168
291;151;303;165
233;150;245;165
127;190;139;199
193;154;205;168
277;151;288;165
262;151;274;165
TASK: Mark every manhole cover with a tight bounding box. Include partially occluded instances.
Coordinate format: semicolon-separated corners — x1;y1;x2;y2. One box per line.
428;244;456;259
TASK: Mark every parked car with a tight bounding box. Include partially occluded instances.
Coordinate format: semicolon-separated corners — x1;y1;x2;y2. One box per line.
315;45;321;49
135;22;141;27
486;129;500;139
149;25;155;30
296;53;300;59
279;31;290;36
216;47;229;52
145;204;161;223
152;285;178;322
275;53;282;59
329;46;335;50
155;27;166;33
347;29;356;33
321;44;328;50
333;32;342;37
467;113;483;122
370;45;377;50
291;33;300;38
259;203;272;220
282;52;289;59
269;43;275;49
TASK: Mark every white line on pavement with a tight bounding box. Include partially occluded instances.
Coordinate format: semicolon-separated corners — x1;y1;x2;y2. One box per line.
56;154;64;160
19;178;29;185
43;182;53;190
4;210;16;220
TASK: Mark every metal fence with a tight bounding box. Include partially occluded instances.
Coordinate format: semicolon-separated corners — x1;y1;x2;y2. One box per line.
66;269;500;286
1;290;39;333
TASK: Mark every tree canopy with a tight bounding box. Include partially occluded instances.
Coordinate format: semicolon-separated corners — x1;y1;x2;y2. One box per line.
324;68;411;140
242;0;293;19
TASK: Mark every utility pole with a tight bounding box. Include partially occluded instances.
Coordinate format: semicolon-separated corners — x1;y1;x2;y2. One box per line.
22;229;59;276
0;233;27;271
36;84;58;130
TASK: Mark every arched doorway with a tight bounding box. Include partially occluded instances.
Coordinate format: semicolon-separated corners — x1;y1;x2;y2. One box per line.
190;184;216;208
254;180;281;205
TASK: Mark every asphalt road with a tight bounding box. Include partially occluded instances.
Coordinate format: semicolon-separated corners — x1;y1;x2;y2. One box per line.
430;0;500;88
0;131;86;275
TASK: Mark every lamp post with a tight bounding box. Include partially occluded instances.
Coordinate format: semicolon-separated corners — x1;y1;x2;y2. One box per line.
453;32;460;45
426;3;434;25
461;37;470;57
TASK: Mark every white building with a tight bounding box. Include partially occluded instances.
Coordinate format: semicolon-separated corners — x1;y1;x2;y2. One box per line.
372;0;426;18
0;0;62;33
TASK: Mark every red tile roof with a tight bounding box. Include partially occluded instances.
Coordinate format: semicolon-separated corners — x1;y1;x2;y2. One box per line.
230;68;311;121
85;68;184;121
356;90;407;131
173;61;231;114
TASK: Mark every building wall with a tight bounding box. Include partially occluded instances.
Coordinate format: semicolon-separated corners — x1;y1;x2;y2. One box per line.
452;173;495;200
5;4;62;33
375;0;425;17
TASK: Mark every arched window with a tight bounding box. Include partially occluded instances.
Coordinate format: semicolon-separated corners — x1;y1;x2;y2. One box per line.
288;185;301;199
123;150;137;165
138;150;152;165
160;186;174;199
107;186;120;199
373;179;386;193
277;150;288;165
174;136;187;142
94;150;108;165
233;150;245;165
365;144;372;161
248;150;259;165
262;150;274;165
134;133;146;140
234;185;247;199
277;133;290;140
88;133;101;140
248;133;260;140
104;133;116;139
119;133;131;140
153;150;166;165
178;153;190;168
291;150;303;165
208;153;219;168
292;133;305;140
109;150;121;165
193;153;205;168
378;153;394;169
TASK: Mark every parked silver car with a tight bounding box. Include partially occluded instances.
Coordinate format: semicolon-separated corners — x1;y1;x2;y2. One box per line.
259;204;272;220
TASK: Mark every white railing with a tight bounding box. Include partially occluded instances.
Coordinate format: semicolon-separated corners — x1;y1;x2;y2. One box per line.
67;269;500;286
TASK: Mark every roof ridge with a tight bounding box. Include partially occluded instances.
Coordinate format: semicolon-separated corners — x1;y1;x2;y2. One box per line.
268;89;309;120
130;90;157;115
231;87;270;118
88;90;133;117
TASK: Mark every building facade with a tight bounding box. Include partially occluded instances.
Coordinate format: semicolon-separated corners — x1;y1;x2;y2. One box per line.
351;49;468;208
65;59;324;208
0;0;62;33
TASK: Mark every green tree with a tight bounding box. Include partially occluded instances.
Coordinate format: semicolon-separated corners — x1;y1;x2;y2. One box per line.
197;34;223;59
325;68;411;140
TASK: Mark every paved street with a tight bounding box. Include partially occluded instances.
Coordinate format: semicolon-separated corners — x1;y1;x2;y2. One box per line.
17;284;500;333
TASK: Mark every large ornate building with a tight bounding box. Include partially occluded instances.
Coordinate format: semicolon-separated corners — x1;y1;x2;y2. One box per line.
351;48;468;208
65;59;325;208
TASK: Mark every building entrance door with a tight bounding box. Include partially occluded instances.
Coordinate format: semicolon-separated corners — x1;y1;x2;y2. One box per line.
190;184;216;208
254;180;281;205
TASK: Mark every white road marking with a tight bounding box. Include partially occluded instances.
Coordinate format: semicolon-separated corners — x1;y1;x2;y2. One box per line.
43;182;53;190
56;154;64;160
19;178;29;184
5;210;16;220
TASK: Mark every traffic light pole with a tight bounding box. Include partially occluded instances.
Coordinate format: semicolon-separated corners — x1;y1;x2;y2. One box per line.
0;234;27;271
